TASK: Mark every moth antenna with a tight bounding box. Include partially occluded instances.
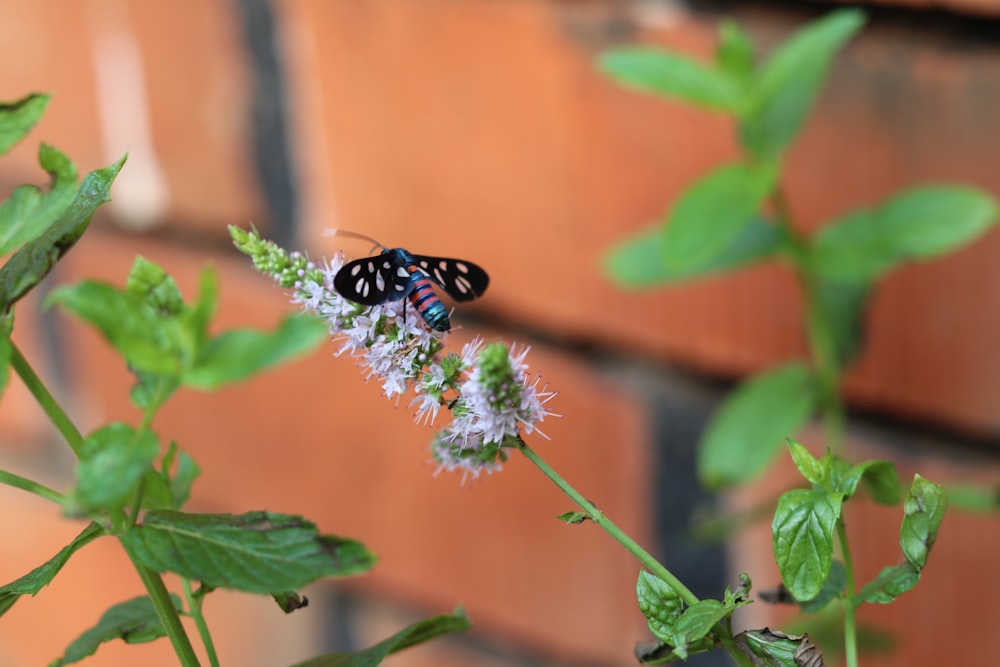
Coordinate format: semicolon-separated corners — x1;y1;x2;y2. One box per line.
322;228;387;254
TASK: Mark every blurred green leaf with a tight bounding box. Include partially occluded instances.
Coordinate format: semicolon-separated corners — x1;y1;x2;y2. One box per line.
122;510;376;594
715;20;755;88
698;363;817;488
0;154;126;313
663;163;777;271
854;460;903;506
605;216;781;287
182;314;328;390
0;93;49;155
291;610;471;667
741;9;865;157
0;144;78;255
945;482;1000;514
70;423;160;514
900;475;946;571
772;489;840;602
50;595;182;666
810;277;871;367
126;256;184;315
809;186;999;282
598;48;742;111
47;281;188;376
0;523;104;618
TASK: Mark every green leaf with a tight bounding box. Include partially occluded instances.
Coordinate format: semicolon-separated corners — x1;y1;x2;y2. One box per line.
0;93;49;155
47;281;187;376
556;511;588;524
142;442;200;511
944;482;1000;514
673;600;727;654
715;20;755;88
811;277;871;368
698;363;817;488
734;628;823;667
873;186;998;259
0;143;78;255
69;423;160;514
800;559;845;613
126;256;185;315
809;186;999;283
49;594;182;666
121;510;376;594
598;48;742;111
636;570;683;645
0;523;104;617
291;610;471;667
772;489;840;602
853;460;903;506
0;154;127;314
663;163;777;271
741;9;865;157
182;314;328;390
272;590;310;614
786;439;824;486
605;216;781;287
900;474;946;571
854;563;920;605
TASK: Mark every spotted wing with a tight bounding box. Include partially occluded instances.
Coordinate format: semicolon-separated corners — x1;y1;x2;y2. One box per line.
411;255;490;302
333;254;412;305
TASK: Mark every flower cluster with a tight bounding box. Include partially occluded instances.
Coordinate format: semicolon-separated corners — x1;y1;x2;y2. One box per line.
230;227;557;479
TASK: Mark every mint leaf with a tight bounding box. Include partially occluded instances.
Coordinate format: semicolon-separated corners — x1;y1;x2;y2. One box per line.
854;563;920;605
121;511;376;594
0;143;78;255
69;423;160;514
598;48;742;111
0;93;49;155
699;363;817;488
900;475;946;571
772;489;840;602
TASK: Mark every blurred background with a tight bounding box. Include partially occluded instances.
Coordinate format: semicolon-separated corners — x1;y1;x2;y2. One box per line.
1;0;999;665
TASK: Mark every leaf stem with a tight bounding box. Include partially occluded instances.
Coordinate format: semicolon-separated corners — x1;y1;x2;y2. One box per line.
9;341;86;458
836;519;859;667
516;438;753;666
0;468;64;504
183;578;220;667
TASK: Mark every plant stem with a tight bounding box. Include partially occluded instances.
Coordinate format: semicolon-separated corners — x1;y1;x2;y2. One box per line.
836;519;859;667
126;547;202;667
183;578;220;667
9;342;86;458
516;439;754;667
0;468;64;504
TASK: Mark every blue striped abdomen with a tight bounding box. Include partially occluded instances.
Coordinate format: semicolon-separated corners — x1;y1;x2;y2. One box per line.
407;267;450;331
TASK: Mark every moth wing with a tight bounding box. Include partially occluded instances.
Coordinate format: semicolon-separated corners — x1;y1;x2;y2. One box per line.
333;255;411;305
411;255;490;303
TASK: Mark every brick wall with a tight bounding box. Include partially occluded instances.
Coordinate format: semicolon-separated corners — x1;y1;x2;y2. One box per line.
1;2;999;666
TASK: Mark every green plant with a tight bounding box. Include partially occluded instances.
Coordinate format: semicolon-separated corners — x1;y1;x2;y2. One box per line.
0;94;468;666
600;8;990;665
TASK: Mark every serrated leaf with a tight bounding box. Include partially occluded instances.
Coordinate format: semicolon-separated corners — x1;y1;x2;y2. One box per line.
772;489;840;602
663;163;778;271
799;560;845;613
182;314;328;390
47;281;187;376
637;570;683;644
0;523;104;617
854;563;919;606
674;599;727;650
605;216;781;287
900;475;946;571
0;93;49;155
741;9;865;156
49;594;182;666
0;143;78;255
121;510;376;594
291;610;471;667
699;363;817;488
786;439;824;486
0;154;126;313
598;48;743;111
